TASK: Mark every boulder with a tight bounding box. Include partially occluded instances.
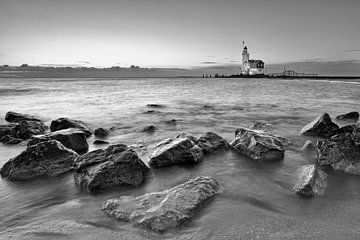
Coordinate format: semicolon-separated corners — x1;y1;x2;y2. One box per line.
0;135;22;144
50;118;93;137
0;140;78;181
165;119;177;126
231;128;285;162
197;132;230;153
336;111;359;121
27;128;88;153
102;176;220;232
301;140;315;151
293;164;327;197
5;111;42;123
11;120;47;140
74;144;149;191
149;134;204;168
142;125;155;133
336;124;356;135
94;127;110;138
300;113;339;138
93;140;109;145
316;127;360;174
0;124;17;137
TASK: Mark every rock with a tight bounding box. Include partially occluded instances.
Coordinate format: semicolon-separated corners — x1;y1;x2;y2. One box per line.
293;164;327;197
27;128;88;153
300;113;339;138
50;118;93;137
0;124;17;137
102;176;220;232
301;140;315;151
94;128;110;138
197;132;230;153
176;132;197;143
146;104;165;108
5;111;42;123
231;128;285;162
11;120;47;140
74;144;149;191
165;119;177;126
142;125;155;133
316;127;360;174
336;124;356;134
149;134;204;168
336;111;359;121
144;110;160;114
0;140;78;181
93;140;109;145
249;121;273;131
0;135;22;144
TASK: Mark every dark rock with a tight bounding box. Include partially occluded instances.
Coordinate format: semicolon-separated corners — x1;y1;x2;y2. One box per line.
50;118;93;137
293;164;327;197
149;134;203;168
249;121;273;131
146;104;165;108
176;132;198;143
11;120;47;140
144;110;160;114
94;140;109;145
197;132;230;153
94;128;110;138
74;144;149;191
336;111;359;121
27;128;88;153
0;140;78;181
165;119;177;126
0;135;22;144
300;113;339;138
336;124;356;134
301;140;315;151
142;125;155;133
231;128;285;162
102;176;220;232
0;124;17;137
5;111;42;123
316;125;360;174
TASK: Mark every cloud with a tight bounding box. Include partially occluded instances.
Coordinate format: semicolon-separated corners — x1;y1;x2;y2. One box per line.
200;61;218;64
345;49;360;52
78;61;91;64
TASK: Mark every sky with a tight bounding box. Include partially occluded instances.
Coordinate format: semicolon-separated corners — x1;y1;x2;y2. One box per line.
1;0;360;68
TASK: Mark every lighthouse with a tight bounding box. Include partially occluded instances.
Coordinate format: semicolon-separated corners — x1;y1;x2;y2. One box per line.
242;45;250;75
241;43;265;75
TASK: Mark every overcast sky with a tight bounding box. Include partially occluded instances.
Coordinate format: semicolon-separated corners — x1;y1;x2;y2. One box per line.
1;0;359;67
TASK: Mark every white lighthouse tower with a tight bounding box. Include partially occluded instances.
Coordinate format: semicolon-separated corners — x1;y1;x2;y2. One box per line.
242;44;250;75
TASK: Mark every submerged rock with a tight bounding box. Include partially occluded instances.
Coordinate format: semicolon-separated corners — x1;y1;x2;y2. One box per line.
146;104;165;108
197;132;230;153
142;125;155;133
11;120;47;140
293;164;327;197
249;121;273;131
102;176;220;232
74;144;149;192
27;128;88;153
93;140;109;145
231;128;285;162
50;118;93;137
5;111;42;123
336;111;359;121
0;140;78;181
165;119;177;126
94;128;110;138
300;113;339;138
316;127;360;174
0;135;22;144
149;134;203;168
301;140;315;151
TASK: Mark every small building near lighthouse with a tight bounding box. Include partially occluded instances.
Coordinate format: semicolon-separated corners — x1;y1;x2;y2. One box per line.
241;44;264;75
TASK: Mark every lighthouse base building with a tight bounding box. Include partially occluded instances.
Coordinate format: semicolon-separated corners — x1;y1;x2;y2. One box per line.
241;45;264;75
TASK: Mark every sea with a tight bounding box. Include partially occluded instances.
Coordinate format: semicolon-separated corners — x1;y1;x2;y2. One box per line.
0;77;360;239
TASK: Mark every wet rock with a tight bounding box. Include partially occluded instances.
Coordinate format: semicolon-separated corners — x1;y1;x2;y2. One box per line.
176;132;197;143
146;104;165;108
0;135;22;144
336;124;356;134
94;128;110;138
5;111;42;123
11;120;47;140
197;132;230;153
165;119;177;126
293;164;327;197
27;128;88;153
336;111;359;121
316;126;360;174
249;121;273;131
300;113;339;138
74;144;149;191
0;124;17;137
302;140;315;151
149;134;203;168
102;176;220;232
231;128;285;162
142;125;155;133
50;118;93;137
0;140;78;181
144;110;160;114
93;140;109;145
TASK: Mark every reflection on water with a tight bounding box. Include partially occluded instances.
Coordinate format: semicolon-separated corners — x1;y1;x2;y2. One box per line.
1;77;360;239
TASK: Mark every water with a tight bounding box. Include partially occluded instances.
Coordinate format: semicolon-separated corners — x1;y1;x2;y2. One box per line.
0;77;360;239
